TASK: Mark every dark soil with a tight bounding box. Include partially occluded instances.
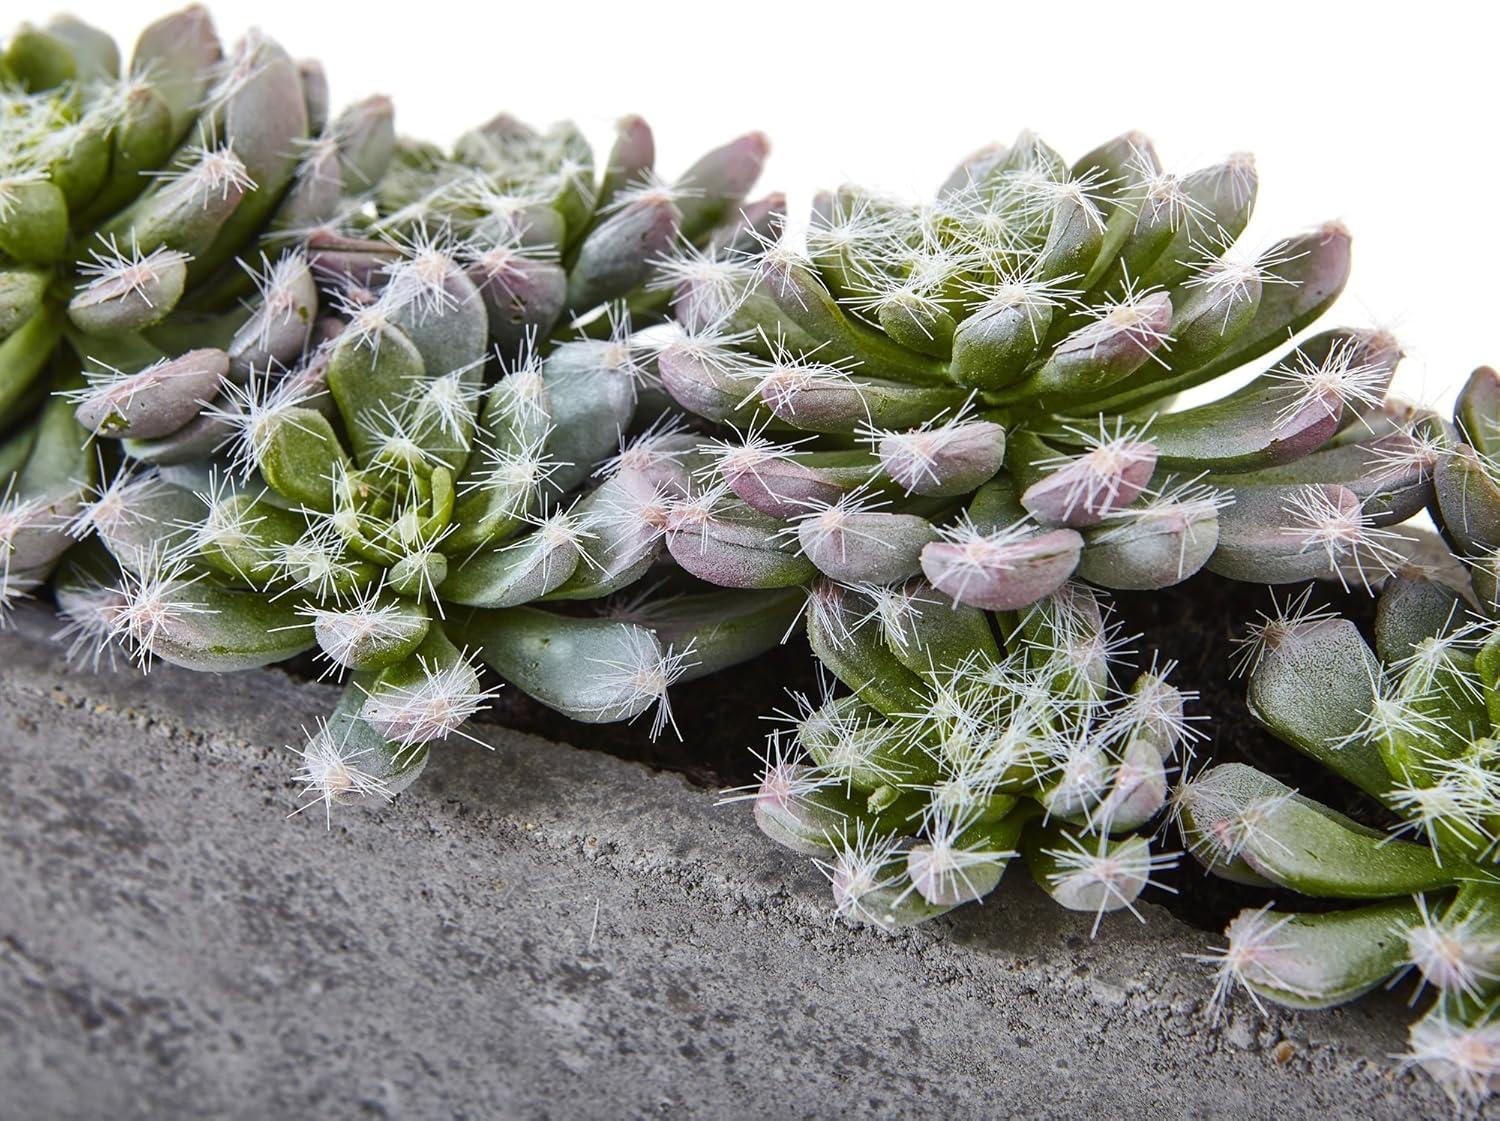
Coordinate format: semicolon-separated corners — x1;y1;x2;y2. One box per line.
449;570;1388;933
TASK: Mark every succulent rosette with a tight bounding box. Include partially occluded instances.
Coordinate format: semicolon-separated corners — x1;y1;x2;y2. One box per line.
643;131;1445;939
2;8;799;822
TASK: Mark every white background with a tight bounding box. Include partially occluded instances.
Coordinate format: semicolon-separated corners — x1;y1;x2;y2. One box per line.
52;0;1497;409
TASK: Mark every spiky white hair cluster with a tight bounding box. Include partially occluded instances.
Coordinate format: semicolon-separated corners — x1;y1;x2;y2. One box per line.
717;729;836;818
1400;896;1500;1004
587;627;698;740
693;417;808;486
905;803;1017;907
924;515;1046;599
1068;277;1174;365
288;718;393;828
359;649;499;754
1180;246;1295;328
1269;336;1392;429
203;366;322;479
815;820;907;927
1042;831;1178;937
730;334;862;420
150;141;257;205
650;240;757;327
75;233;193;304
856;397;993;495
1405;1010;1500;1110
786;488;895;561
1191;905;1307;1022
1229;586;1339;677
1170;771;1293;871
66;462;169;547
1036;418;1158;520
296;588;415;675
108;545;214;669
237;250;314;348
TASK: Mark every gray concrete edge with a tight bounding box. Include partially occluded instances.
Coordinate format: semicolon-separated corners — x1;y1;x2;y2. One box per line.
0;604;1447;1119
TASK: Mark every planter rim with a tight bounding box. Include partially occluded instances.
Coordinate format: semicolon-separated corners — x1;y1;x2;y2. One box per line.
0;602;1442;1119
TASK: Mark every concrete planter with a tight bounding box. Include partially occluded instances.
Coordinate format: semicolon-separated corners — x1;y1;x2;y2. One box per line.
1;604;1443;1119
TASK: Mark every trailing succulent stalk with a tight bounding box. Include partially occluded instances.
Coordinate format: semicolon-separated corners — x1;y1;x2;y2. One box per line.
1;8;797;821
0;12;1489;1104
1177;368;1500;1110
648;130;1441;933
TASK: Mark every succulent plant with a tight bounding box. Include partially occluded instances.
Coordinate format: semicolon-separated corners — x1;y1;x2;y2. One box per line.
724;578;1196;932
645;129;1441;933
2;10;1489;1110
1;6;395;613
1175;368;1500;1109
649;129;1436;611
1;9;797;821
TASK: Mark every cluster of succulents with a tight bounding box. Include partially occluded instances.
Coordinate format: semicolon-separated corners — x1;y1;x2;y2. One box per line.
2;6;1495;1109
728;578;1196;932
1173;367;1500;1108
635;129;1439;936
649;129;1422;609
1;3;393;609
0;8;801;820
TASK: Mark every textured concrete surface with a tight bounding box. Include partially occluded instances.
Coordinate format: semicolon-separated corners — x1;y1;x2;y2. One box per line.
0;603;1448;1120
